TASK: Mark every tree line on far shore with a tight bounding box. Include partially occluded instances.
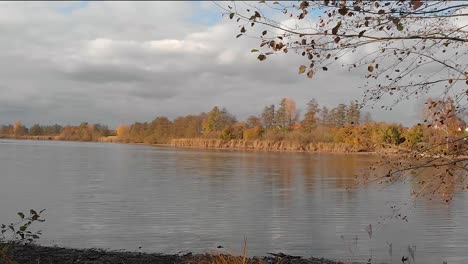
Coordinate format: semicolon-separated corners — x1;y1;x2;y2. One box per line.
1;97;466;153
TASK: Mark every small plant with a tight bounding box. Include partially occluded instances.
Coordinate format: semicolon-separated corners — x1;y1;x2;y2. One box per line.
0;209;45;264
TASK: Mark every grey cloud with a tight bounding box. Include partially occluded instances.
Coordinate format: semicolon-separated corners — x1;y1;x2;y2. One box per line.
0;2;424;128
62;64;152;84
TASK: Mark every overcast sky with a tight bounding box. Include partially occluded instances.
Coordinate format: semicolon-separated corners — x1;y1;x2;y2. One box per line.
0;1;429;128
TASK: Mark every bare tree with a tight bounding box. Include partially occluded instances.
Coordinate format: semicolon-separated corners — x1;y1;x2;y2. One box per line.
217;1;467;107
217;0;468;198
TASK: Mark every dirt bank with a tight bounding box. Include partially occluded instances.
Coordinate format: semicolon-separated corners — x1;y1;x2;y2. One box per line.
2;244;350;264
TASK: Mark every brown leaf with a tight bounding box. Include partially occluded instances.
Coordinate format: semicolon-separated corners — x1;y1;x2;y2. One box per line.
299;1;309;9
411;0;423;10
257;54;267;61
338;7;348;16
334;36;341;43
240;26;246;33
322;67;328;71
358;30;366;38
368;65;374;72
307;69;314;78
332;21;341;35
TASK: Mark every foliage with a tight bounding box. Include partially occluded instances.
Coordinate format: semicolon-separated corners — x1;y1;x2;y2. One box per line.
243;126;263;140
0;209;45;264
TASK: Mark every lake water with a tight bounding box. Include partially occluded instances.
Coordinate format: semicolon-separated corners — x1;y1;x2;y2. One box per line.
0;139;467;263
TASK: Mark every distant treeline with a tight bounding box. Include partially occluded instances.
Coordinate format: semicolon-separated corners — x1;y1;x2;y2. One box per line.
1;97;466;153
0;122;112;141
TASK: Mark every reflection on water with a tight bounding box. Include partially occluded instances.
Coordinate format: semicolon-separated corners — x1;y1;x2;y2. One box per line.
0;140;467;263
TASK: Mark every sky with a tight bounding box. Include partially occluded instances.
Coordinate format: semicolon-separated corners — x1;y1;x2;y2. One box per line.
0;1;429;128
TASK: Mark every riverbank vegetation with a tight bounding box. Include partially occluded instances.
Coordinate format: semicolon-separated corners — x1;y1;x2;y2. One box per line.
1;97;466;155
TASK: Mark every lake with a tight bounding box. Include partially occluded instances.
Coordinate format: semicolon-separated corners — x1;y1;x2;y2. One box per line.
0;139;467;263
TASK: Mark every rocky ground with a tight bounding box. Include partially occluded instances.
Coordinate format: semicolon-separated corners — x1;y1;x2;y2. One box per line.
2;244;352;264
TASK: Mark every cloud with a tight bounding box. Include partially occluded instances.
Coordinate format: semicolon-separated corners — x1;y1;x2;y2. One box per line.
0;1;425;127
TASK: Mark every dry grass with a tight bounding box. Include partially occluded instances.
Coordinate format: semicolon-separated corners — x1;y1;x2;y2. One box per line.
182;240;265;264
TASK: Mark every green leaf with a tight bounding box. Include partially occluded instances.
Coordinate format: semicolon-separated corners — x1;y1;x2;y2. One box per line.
19;225;27;232
18;212;25;219
229;13;235;20
257;54;267;61
273;1;279;4
298;65;307;74
322;67;328;71
251;49;260;53
397;23;404;31
236;34;243;38
30;209;37;216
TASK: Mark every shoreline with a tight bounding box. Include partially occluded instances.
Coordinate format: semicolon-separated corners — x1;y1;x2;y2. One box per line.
0;136;387;156
3;243;350;264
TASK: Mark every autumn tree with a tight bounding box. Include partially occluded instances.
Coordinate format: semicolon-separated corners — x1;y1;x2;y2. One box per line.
202;106;237;136
173;114;205;138
261;104;275;129
246;115;262;129
330;103;347;127
0;125;13;136
29;124;44;136
301;98;320;131
116;124;129;139
275;98;298;129
346;101;361;125
424;97;465;150
13;121;26;137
